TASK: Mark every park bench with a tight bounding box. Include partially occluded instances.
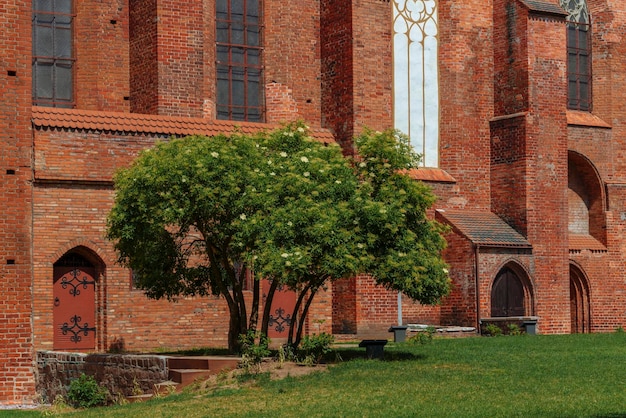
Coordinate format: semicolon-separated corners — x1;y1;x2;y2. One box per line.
359;339;387;359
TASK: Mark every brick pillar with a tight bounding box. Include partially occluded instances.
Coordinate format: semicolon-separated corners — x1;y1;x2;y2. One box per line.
492;1;570;333
130;0;207;117
0;0;36;405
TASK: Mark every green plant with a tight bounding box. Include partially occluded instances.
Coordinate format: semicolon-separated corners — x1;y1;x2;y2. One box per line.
507;323;523;336
298;332;334;365
66;373;109;408
238;330;271;372
615;326;624;333
484;323;503;337
408;327;436;345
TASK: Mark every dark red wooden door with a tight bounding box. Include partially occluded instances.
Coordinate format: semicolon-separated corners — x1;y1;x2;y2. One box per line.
491;268;525;317
262;280;296;339
53;266;96;350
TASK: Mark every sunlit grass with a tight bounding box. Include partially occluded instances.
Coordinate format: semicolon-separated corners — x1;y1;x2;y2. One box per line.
10;332;626;417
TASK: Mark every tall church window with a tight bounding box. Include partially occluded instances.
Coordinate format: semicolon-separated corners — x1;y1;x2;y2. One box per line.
392;0;439;167
32;0;74;108
560;0;591;111
216;0;263;122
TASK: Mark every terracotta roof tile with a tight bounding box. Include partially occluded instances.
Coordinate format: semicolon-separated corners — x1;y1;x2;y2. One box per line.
403;168;456;183
566;110;611;128
569;234;607;251
31;106;336;144
436;209;531;248
518;0;567;16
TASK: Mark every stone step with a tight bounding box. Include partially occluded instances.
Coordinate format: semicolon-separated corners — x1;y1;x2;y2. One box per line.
167;356;240;371
168;369;214;386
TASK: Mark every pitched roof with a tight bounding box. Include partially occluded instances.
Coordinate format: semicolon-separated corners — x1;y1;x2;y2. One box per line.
403;167;457;183
31;106;336;144
518;0;567;17
569;234;607;252
436;209;531;248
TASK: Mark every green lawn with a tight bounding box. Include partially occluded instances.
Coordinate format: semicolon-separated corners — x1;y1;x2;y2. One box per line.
8;333;626;417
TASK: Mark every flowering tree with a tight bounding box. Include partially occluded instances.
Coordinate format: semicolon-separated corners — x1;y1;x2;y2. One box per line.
107;123;449;352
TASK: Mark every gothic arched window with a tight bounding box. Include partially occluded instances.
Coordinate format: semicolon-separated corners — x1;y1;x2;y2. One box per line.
560;0;591;111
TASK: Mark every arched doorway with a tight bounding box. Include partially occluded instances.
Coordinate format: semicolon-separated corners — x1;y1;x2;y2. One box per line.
491;267;529;317
53;252;98;350
570;264;591;333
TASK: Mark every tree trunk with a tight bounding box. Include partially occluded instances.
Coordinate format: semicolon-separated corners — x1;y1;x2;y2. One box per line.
287;283;312;347
248;276;260;334
261;279;278;337
293;286;318;348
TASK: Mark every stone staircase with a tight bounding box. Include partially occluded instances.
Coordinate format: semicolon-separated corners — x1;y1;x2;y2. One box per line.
166;356;241;388
126;355;241;402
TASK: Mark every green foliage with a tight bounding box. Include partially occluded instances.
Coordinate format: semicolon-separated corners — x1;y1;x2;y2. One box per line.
107;122;450;351
507;323;523;336
352;129;451;304
408;326;436;345
66;373;109;408
298;332;334;365
238;330;270;372
484;323;503;337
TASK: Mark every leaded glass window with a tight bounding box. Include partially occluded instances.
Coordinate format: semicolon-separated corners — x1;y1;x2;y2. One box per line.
216;0;263;122
392;0;439;167
32;0;74;108
560;0;591;111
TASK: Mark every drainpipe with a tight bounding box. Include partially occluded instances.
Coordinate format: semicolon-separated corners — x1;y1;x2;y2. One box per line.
475;244;481;333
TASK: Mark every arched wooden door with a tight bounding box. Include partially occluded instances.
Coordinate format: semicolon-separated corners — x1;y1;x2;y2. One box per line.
491;268;525;317
53;254;97;350
570;265;590;333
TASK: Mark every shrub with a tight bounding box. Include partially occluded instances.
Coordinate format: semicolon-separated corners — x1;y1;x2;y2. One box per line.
238;330;271;372
408;327;436;345
507;323;523;336
299;332;334;365
484;323;503;337
66;373;109;408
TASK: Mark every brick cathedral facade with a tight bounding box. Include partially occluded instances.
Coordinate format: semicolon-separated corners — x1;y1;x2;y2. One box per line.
1;0;626;404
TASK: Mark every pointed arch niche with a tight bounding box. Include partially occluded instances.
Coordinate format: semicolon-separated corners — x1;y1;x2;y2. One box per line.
568;151;606;247
569;263;591;333
490;262;534;318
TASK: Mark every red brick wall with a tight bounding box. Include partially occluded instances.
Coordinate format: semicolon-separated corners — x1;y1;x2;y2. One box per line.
437;0;493;209
75;0;130;112
320;0;354;152
0;0;36;404
129;0;158;114
524;10;570;333
264;2;322;126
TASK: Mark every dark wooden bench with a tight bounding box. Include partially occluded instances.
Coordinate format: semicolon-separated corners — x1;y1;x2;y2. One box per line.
358;339;387;359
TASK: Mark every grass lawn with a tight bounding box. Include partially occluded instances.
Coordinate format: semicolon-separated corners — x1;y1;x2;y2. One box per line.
8;332;626;417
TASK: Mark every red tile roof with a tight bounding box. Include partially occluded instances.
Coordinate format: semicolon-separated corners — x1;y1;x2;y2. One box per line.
404;167;456;183
436;209;531;248
569;234;607;252
31;106;336;144
566;110;611;128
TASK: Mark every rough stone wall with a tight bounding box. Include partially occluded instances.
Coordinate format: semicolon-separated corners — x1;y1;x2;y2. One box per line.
36;351;168;403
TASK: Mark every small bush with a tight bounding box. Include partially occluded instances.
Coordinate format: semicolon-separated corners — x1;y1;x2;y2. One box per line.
484;323;503;337
238;330;270;372
408;327;436;345
299;333;334;365
66;373;109;408
507;323;523;336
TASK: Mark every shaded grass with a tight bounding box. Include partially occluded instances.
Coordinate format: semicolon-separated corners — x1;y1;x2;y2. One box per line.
10;333;626;417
